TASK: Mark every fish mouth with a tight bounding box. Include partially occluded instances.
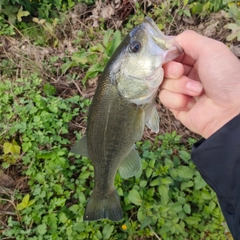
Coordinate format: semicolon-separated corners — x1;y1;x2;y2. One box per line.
143;17;165;42
143;17;183;54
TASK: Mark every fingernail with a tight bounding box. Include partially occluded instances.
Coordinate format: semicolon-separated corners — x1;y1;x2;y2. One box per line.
187;100;195;109
186;81;203;94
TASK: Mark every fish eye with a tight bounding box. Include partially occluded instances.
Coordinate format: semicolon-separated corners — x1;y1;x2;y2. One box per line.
129;40;141;53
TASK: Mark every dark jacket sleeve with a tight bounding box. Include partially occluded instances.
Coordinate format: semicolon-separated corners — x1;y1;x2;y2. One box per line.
191;114;240;240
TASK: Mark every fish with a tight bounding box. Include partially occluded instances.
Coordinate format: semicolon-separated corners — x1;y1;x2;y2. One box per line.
71;16;182;222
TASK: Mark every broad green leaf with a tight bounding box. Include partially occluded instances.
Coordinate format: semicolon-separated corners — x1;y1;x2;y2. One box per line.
224;23;240;41
137;207;145;221
54;184;63;194
90;43;104;53
73;222;85;232
179;150;190;162
177;196;185;204
59;212;68;223
107;30;122;57
183;9;191;18
93;230;102;239
16;194;35;210
61;61;79;74
37;224;47;235
183;204;191;214
202;190;212;200
228;3;240;19
3;142;12;154
139;180;147;187
183;0;188;6
194;172;207;190
176;166;195;179
82;63;104;85
17;6;30;22
102;224;114;239
174;223;186;234
79;171;90;179
158;185;169;205
181;180;194;190
28;200;35;206
22;194;30;205
79;192;86;202
165;158;174;168
140;217;151;229
185;216;200;225
16;202;26;211
203;2;211;12
3;140;20;155
149;159;155;168
128;189;142;206
147;187;154;197
169;168;178;180
161;177;173;185
103;29;114;47
146;167;152;178
117;187;123;196
11;144;20;155
191;2;202;14
209;201;216;212
170;202;183;213
72;52;90;65
150;178;160;186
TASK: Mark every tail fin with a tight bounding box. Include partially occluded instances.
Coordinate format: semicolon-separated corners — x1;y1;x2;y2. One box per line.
84;189;123;221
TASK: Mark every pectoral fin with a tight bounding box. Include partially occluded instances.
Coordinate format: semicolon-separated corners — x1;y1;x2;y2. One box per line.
145;105;159;133
119;146;141;179
134;108;145;142
70;136;88;157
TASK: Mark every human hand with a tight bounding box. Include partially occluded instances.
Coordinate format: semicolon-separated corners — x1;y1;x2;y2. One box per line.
159;30;240;138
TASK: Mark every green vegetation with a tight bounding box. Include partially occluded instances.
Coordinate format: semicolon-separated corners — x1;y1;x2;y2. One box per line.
61;29;122;85
224;0;240;41
0;86;227;239
0;0;236;239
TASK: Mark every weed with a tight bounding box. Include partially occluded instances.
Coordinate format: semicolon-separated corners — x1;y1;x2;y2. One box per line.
61;29;122;86
224;0;240;41
0;14;15;35
188;0;224;15
0;88;229;240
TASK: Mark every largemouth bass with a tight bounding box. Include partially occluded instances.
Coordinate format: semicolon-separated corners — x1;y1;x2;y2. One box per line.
71;17;182;221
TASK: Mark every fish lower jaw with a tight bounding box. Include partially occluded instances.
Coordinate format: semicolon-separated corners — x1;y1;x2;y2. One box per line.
145;66;164;89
